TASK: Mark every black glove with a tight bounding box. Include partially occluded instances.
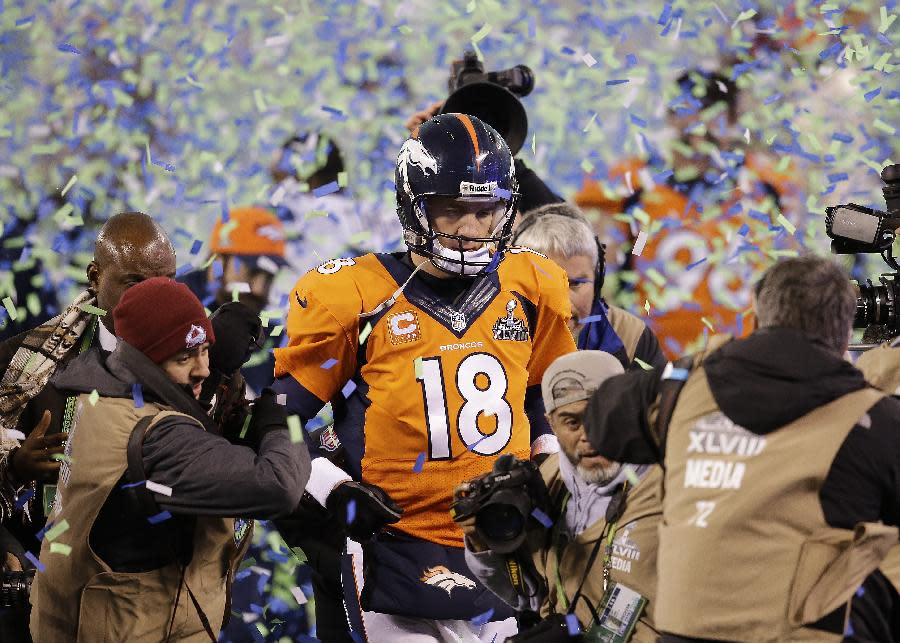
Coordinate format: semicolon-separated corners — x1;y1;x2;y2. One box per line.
241;388;287;449
326;480;403;541
208;302;264;376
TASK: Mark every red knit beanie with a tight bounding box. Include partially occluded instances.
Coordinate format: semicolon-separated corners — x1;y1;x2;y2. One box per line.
113;277;215;364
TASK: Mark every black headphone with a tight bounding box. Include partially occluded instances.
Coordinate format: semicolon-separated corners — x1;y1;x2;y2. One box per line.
511;207;607;301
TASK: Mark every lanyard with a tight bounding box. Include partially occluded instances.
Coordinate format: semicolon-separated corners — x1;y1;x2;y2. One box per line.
552;481;629;614
60;317;97;435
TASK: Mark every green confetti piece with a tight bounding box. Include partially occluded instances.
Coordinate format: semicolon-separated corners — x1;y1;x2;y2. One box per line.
471;23;492;43
78;303;107;316
873;119;895;135
50;453;71;463
45;519;70;542
777;214;796;235
623;465;641;486
700;317;716;332
633;357;652;370
61;174;78;197
414;356;423;379
50;542;72;556
646;268;666;288
253;89;267;112
270;324;284;336
580;159;594;173
874;53;892;71
239;414;252;439
145;140;152;167
359;322;372;343
880;6;897;33
88;389;99;406
2;296;17;321
337;171;348;187
304;210;328;219
287;415;303;443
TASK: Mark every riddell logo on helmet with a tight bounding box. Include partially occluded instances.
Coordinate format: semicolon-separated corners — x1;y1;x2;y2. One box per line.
459;181;498;196
185;324;207;349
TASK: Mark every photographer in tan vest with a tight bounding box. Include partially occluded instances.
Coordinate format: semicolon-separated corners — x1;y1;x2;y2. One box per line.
29;277;310;642
582;256;900;642
456;350;663;642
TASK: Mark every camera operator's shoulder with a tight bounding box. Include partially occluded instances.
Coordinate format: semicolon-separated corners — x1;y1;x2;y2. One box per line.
856;345;900;396
500;248;568;296
537;451;562;488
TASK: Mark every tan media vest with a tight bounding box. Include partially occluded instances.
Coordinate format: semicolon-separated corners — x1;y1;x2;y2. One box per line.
607;305;646;363
30;396;250;642
656;338;895;642
532;453;663;642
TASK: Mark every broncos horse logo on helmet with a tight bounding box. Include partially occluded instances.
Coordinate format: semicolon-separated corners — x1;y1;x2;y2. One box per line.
396;113;519;277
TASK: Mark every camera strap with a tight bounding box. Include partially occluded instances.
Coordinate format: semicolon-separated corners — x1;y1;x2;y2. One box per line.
552;481;629;619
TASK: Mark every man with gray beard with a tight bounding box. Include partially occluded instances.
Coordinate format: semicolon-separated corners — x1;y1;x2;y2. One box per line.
454;351;663;642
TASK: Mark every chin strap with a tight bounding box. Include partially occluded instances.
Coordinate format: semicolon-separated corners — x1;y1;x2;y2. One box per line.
359;261;428;320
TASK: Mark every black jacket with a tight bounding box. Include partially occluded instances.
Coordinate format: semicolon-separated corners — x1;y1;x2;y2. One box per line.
583;328;900;642
51;343;310;572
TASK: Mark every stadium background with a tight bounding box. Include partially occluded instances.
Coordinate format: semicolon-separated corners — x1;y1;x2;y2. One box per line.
0;1;897;640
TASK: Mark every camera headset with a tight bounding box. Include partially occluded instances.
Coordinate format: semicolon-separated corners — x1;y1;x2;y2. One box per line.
511;207;608;301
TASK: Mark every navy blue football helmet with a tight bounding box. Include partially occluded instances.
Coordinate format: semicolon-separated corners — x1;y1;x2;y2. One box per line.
395;113;519;276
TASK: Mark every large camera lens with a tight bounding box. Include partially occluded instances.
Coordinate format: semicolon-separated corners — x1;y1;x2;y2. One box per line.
477;503;526;542
883;163;900;216
855;275;898;328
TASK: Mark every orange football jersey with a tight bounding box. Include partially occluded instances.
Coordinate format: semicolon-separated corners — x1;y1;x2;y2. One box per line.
576;157;802;358
274;250;575;547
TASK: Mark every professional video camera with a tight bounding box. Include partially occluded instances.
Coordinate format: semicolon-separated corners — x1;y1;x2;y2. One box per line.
0;569;34;608
825;164;900;344
450;454;549;554
442;50;534;155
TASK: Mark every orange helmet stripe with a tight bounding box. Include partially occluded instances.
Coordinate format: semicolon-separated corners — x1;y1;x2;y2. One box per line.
455;113;482;171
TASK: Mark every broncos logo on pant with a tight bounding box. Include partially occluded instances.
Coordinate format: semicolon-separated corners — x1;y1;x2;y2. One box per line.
420;565;477;597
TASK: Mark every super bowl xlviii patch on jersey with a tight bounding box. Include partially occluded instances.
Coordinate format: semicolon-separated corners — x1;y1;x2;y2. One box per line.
493;299;529;341
420;565;476;597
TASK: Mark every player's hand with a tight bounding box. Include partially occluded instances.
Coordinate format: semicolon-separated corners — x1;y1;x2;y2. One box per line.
327;480;403;541
208;302;263;376
10;411;64;483
404;100;444;133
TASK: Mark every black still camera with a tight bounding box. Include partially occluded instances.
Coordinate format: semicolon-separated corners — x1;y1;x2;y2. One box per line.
451;454;549;554
826;164;900;343
442;50;535;156
1;569;34;608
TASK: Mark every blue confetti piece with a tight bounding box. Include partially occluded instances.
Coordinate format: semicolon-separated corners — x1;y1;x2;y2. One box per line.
864;88;881;102
189;240;203;255
828;172;848;183
845;620;854;637
148;510;172;524
321;106;348;121
57;43;82;55
35;523;51;541
763;93;782;105
531;508;553;528
664;367;690;381
606;79;629;86
736;313;743;337
579;314;606;325
738;224;750;236
313;181;340;198
342;380;357;398
321;358;338;370
493;187;511;199
14;489;34;509
630;114;647;128
560;46;575;55
25;551;45;572
120;480;146;489
413;452;426;472
346;499;356;524
686;257;707;270
818;41;843;60
470;608;494;626
565;613;580;636
856;586;865;598
132;383;144;408
625;53;637;67
658;2;672;25
15;15;34;26
212;259;224;279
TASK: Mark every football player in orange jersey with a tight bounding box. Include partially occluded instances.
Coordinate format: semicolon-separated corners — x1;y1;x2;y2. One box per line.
576;70;802;359
272;113;576;641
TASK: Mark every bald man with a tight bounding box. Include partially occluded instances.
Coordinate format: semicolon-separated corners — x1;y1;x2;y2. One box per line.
0;212;175;552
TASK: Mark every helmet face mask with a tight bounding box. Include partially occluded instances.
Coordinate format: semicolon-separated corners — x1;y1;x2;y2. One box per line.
396;113;519;277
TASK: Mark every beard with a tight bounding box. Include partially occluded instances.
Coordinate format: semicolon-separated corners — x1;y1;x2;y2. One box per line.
576;460;623;486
